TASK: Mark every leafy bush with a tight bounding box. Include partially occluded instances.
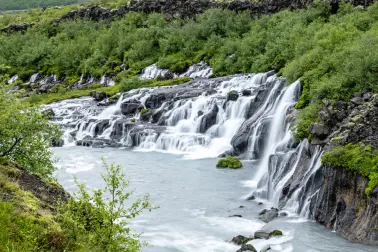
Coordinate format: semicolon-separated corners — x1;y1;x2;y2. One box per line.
59;160;156;251
0;91;61;177
119;77;148;92
322;143;378;196
216;156;243;169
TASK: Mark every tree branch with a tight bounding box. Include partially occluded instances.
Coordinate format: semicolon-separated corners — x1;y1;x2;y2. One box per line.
1;137;22;157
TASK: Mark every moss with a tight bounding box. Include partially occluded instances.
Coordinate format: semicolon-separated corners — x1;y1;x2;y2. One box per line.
216;156;243;169
130;118;136;123
270;230;283;236
351;114;361;122
140;108;149;115
322;143;378;197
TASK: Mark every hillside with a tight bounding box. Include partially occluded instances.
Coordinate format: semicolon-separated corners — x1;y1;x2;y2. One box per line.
0;0;87;12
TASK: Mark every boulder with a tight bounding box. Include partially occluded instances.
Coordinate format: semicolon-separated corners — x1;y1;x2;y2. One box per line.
242;89;252;96
236;244;257;252
258;208;279;223
246;195;255;200
121;102;140;115
52;139;64;147
227;90;239;101
90;91;107;101
199;104;219;133
254;230;270;239
231;235;253;245
140;109;155;122
309;122;330;140
151;109;166;123
94;119;110;136
350;96;364;105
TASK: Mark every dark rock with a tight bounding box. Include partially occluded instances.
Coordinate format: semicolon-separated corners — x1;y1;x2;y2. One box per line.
242;89;252;96
229;214;243;218
121;102;140;115
227;90;239;102
258;202;263;205
92;140;105;148
236;244;257;252
239;206;245;208
52;139;64;147
246;195;255;201
231;235;253;245
199;104;219;133
42;108;55;119
197;110;204;117
279;212;288;217
140;109;155;122
151;109;166;123
350;96;364;105
309;123;330;140
1;23;33;34
90;91;107;101
94;119;110;136
258;208;279;223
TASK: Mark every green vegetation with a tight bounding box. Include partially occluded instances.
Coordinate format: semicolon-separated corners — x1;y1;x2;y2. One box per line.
322;143;378;196
1;1;378;133
140;108;149;115
216;156;243;169
119;77;190;92
270;230;283;237
0;0;85;12
0;90;61;177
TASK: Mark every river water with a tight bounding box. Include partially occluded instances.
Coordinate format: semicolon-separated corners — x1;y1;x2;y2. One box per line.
53;147;376;252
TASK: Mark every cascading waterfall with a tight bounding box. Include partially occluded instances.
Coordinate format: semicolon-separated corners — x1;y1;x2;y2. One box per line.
46;70;324;220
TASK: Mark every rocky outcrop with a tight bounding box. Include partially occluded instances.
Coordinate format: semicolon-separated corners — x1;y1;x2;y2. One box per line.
258;208;279;223
310;91;378;148
199;104;219;133
0;23;33;35
309;166;378;245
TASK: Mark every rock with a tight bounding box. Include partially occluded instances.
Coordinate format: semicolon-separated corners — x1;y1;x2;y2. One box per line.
279;212;288;217
42;108;55;119
254;230;270;240
229;214;243;218
236;244;257;252
90;91;107;101
246;195;255;200
92;140;105;148
227;90;239;101
52;139;64;147
231;235;253;245
121;102;140;115
199;104;219;133
242;89;252;96
258;202;263;205
261;246;271;252
94;119;110;136
309;122;330;140
239;206;245;208
140;109;155;122
0;23;33;34
269;230;283;237
197;110;204;117
258;208;279;223
151;109;166;123
350;96;364;105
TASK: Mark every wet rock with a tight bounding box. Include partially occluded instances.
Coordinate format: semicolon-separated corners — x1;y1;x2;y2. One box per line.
242;89;252;96
140;109;155;122
94;119;110;136
254;230;270;240
231;235;253;245
258;202;263;205
77;136;94;147
52;139;64;147
229;214;243;218
246;195;255;201
236;244;257;252
121;102;140;115
90;91;107;101
261;247;271;252
151;109;166;123
227;90;239;102
350;96;364;105
258;208;279;223
199;104;219;133
197;110;204;117
92;140;105;148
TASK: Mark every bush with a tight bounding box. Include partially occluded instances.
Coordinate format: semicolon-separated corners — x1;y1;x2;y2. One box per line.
59;159;156;251
216;156;243;169
119;77;148;92
322;143;378;196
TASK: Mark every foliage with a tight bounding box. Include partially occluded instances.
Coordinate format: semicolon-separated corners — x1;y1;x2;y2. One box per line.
0;0;85;12
140;108;149;115
58;159;155;251
0;90;61;177
216;156;243;169
322;143;378;196
119;76;190;92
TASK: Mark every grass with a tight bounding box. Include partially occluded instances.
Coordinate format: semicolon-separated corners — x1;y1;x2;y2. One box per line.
216;156;243;169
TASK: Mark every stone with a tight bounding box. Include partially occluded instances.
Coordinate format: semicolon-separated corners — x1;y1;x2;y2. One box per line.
199;104;219;133
229;214;243;218
236;244;257;252
90;91;107;101
254;230;270;240
258;208;279;223
309;122;330;140
227;90;239;101
350;96;364;105
242;89;252;96
231;235;253;245
121;102;140;115
246;195;255;200
52;139;64;147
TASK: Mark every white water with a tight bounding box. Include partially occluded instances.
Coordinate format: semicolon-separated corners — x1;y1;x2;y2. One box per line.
140;64;174;80
47;72;377;251
7;74;18;84
140;62;213;80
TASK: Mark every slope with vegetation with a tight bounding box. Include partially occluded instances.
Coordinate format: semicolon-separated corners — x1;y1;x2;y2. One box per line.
0;0;86;12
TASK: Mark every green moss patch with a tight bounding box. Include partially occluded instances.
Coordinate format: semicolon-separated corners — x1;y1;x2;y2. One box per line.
216;156;243;169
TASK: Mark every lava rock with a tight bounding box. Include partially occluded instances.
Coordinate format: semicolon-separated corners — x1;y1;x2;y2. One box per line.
90;91;107;101
121;102;140;115
199;104;219;133
258;208;279;223
254;230;270;240
309;122;330;140
227;90;239;101
231;235;253;245
52;138;64;147
242;89;252;96
229;214;243;218
246;195;255;201
236;244;257;252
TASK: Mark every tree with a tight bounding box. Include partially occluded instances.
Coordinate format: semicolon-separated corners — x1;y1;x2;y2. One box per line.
0;89;61;177
59;159;156;251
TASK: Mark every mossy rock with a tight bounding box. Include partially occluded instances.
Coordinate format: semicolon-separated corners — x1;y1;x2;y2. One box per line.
130;118;136;123
140;108;150;115
269;230;283;237
216;156;242;169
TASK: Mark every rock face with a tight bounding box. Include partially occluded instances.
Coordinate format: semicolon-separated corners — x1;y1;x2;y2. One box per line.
199;104;219;133
309;166;378;245
258;208;279;223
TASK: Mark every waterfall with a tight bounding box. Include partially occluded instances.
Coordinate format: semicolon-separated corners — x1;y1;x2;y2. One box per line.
46;71;324;219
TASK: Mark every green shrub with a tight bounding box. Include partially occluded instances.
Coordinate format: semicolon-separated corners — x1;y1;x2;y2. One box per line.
216;156;243;169
322;143;378;196
270;230;283;237
119;77;148;92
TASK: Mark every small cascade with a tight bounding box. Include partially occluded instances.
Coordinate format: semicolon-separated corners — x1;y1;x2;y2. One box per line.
180;61;213;78
139;64;173;80
7;75;18;84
